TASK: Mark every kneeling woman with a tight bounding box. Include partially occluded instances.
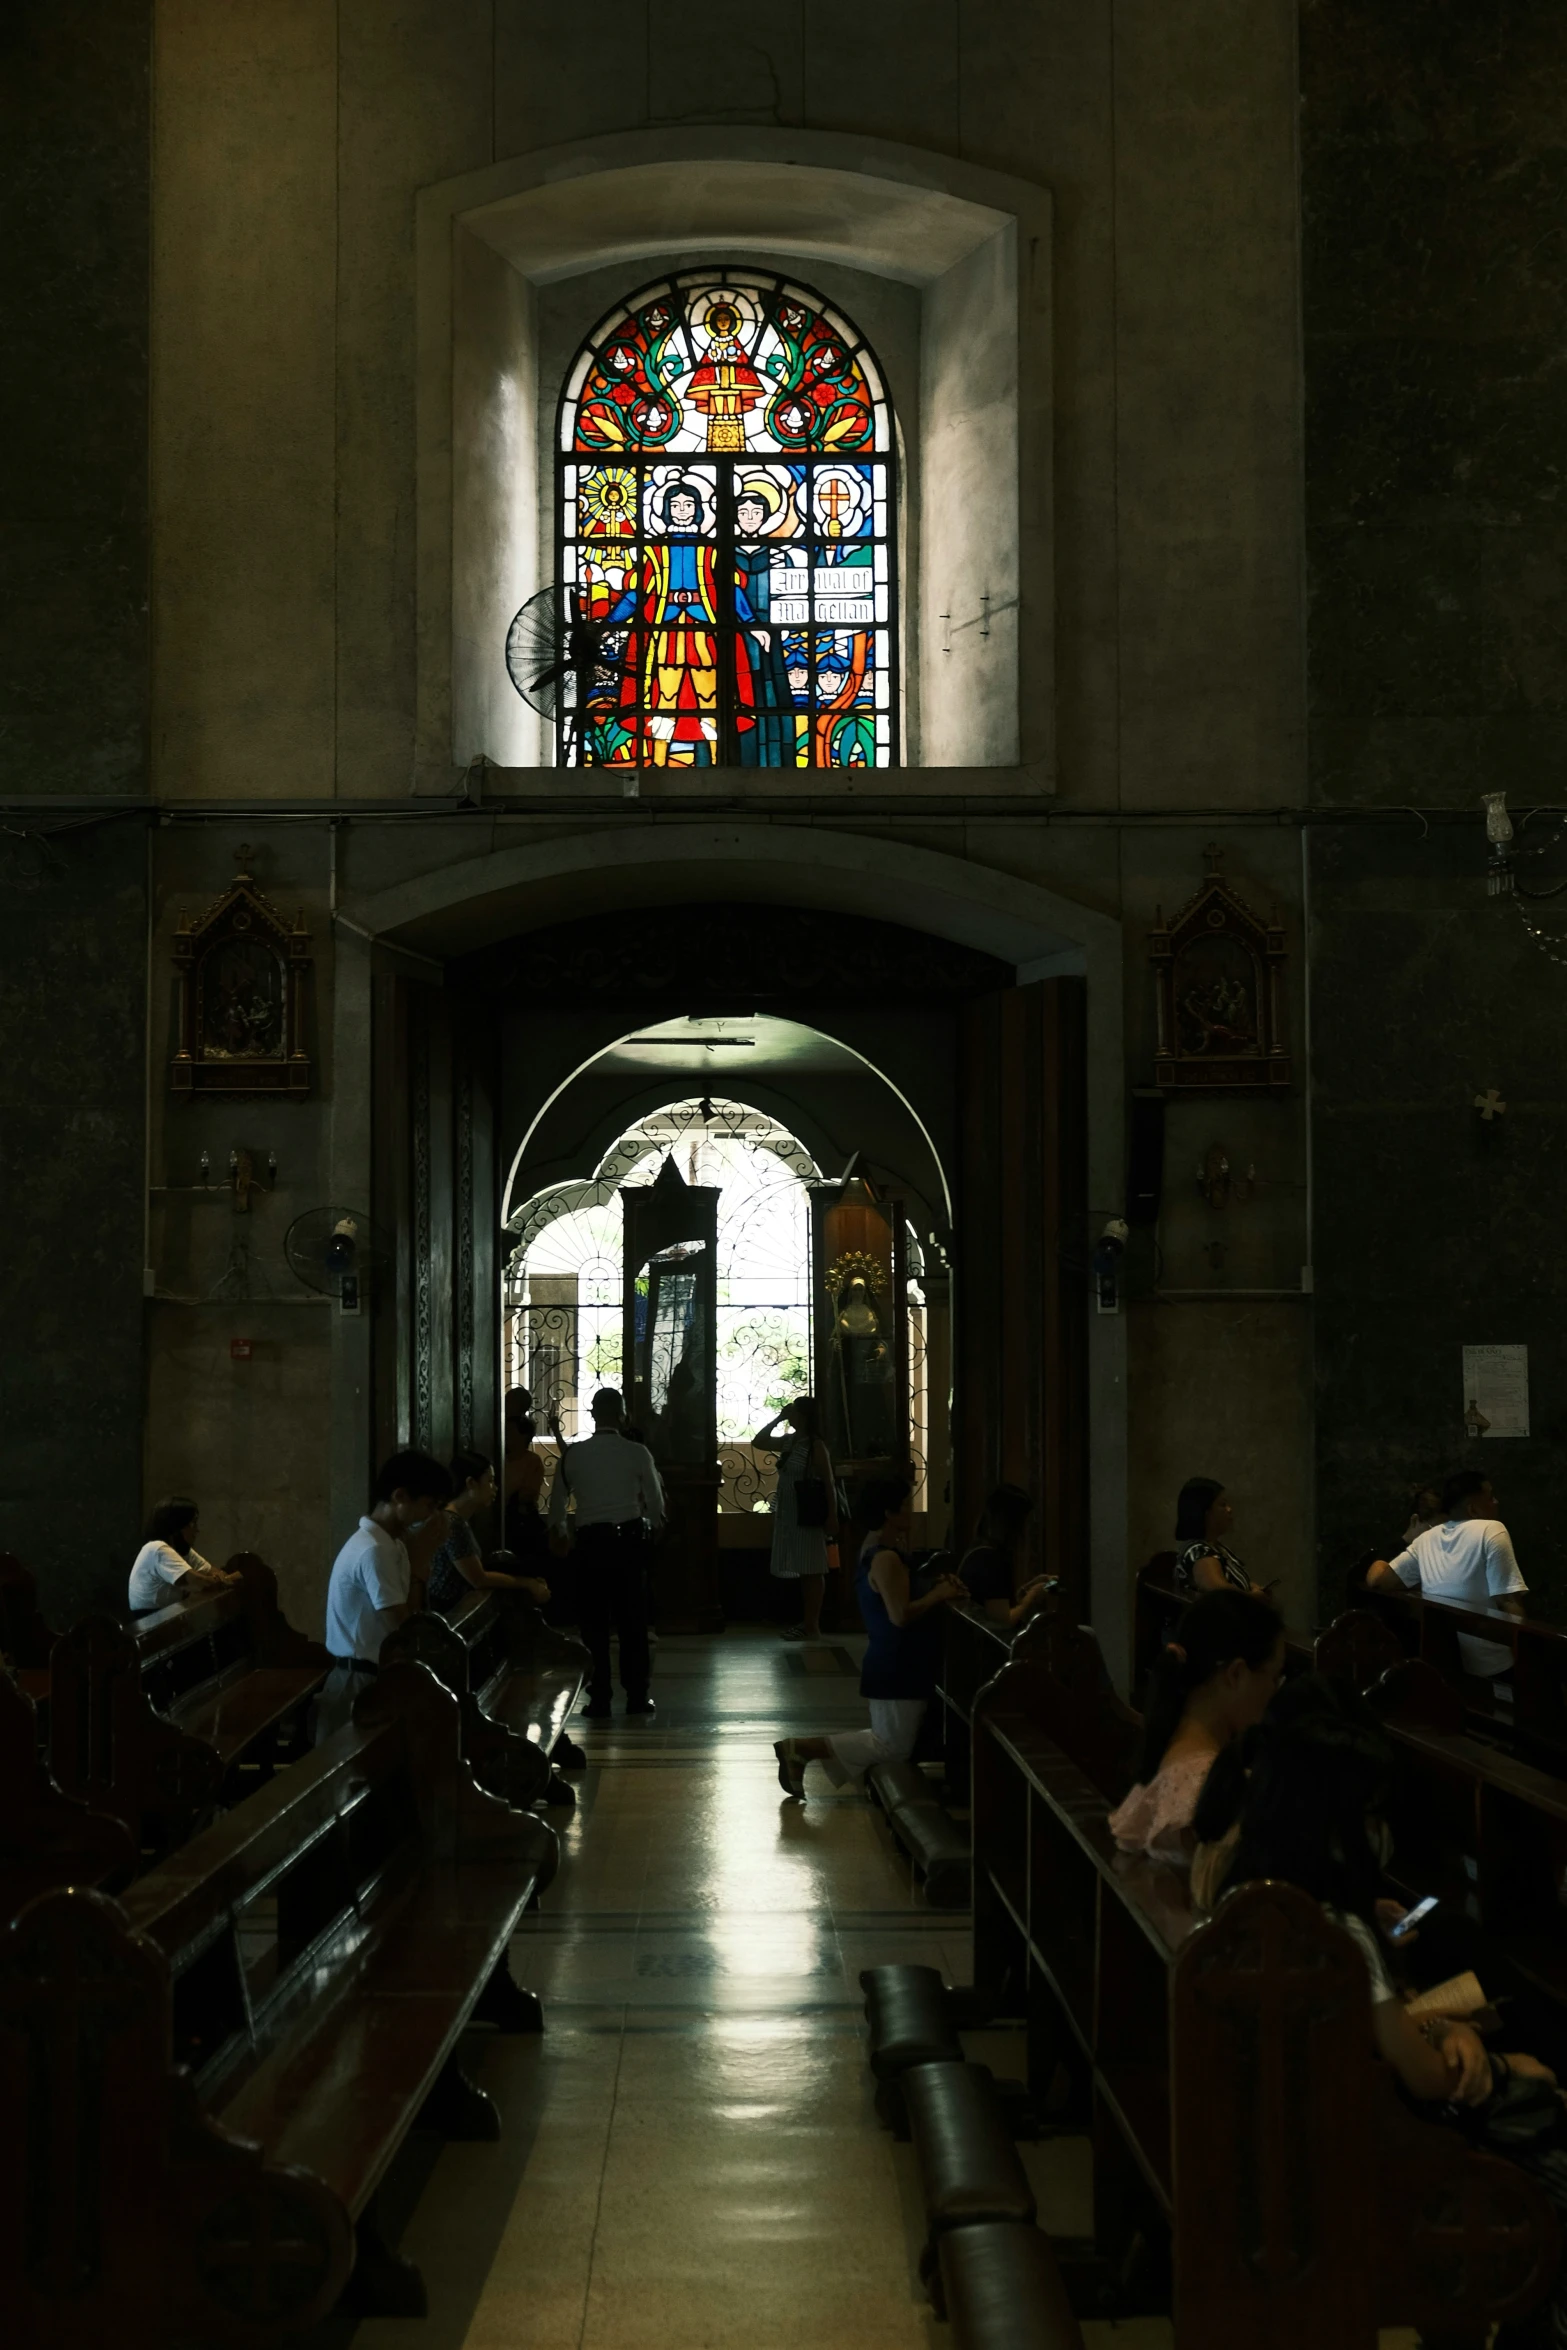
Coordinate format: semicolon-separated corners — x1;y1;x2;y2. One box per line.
773;1472;968;1799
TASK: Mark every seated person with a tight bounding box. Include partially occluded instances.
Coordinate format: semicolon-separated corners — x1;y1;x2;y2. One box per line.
1400;1481;1444;1548
502;1388;552;1576
772;1472;968;1798
1365;1469;1526;1681
316;1449;455;1744
1172;1476;1266;1596
127;1497;240;1616
428;1449;551;1615
960;1484;1056;1629
1108;1589;1284;1859
1216;1678;1567;2350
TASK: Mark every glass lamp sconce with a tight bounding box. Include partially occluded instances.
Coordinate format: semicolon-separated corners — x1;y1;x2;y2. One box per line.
161;1149;280;1209
1196;1147;1256;1211
1484;791;1515;896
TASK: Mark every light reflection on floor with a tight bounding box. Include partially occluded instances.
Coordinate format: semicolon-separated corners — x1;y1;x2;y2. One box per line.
333;1632;1416;2350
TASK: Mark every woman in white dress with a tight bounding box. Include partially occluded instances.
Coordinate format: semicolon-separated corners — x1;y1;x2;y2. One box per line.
754;1395;839;1643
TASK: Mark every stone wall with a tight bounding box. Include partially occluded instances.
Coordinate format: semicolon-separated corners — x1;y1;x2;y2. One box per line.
0;820;147;1623
0;2;152;1624
1303;2;1567;1612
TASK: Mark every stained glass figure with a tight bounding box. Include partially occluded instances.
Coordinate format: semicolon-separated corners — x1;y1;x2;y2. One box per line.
556;271;897;769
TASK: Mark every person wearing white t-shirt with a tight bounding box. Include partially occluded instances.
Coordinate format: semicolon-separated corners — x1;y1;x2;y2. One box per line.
315;1448;458;1743
1367;1470;1527;1677
127;1497;241;1615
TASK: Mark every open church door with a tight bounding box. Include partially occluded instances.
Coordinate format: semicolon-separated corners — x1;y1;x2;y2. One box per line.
955;978;1089;1617
621;1157;722;1630
372;974;502;1484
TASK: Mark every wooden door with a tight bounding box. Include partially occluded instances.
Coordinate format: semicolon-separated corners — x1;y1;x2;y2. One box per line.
374;977;501;1487
621;1156;722;1629
955;978;1088;1614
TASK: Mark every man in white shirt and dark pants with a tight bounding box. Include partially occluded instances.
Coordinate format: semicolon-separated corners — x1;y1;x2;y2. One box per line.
1367;1468;1527;1681
549;1388;665;1718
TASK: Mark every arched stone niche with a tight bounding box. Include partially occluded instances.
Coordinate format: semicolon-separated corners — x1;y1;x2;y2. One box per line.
416;129;1051;779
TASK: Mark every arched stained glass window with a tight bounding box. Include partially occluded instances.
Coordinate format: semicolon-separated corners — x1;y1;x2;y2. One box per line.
556;270;897;771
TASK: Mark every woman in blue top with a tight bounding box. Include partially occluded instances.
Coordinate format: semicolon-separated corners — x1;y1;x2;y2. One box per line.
772;1472;968;1799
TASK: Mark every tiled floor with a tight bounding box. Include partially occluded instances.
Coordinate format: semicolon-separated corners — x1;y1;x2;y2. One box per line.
334;1632;1416;2350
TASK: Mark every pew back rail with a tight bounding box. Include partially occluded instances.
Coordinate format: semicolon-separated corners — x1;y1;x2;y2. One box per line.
1;1661;558;2347
971;1677;1559;2347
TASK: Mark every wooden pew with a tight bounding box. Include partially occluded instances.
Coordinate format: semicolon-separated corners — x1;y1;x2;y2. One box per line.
47;1555;330;1856
134;1549;330;1768
936;1604;1014;1800
0;1659;558;2346
1367;1656;1567;2042
381;1589;588;1808
970;1656;1559;2346
0;1549;58;1672
0;1669;135;1923
1132;1552;1182;1700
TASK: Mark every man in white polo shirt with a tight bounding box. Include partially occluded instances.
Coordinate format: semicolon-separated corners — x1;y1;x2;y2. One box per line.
1367;1468;1527;1679
549;1388;665;1719
316;1448;456;1742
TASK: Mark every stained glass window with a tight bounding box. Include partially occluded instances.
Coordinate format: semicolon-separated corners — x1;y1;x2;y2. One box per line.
555;270;897;770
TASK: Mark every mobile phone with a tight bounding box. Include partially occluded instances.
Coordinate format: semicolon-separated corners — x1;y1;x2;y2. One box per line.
1388;1895;1439;1943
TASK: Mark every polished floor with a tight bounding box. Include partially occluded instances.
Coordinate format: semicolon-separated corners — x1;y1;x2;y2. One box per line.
341;1632;1415;2350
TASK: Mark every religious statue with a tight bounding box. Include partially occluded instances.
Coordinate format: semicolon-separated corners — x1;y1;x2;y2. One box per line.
687;296;767;453
827;1256;897;1461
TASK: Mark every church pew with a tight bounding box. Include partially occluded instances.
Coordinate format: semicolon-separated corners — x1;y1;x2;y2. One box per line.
0;1549;59;1670
0;1668;135;1924
969;1660;1559;2347
937;1604;1014;1800
46;1556;330;1855
0;1659;558;2346
1368;1657;1567;2038
381;1588;588;1809
134;1548;330;1767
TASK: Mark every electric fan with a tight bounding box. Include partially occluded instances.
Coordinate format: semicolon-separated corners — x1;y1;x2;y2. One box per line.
284;1208;391;1316
504;585;636;766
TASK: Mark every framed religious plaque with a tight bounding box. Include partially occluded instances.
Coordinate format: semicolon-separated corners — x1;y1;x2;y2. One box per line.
1149;847;1290;1093
810;1177;909;1476
170;856;312;1097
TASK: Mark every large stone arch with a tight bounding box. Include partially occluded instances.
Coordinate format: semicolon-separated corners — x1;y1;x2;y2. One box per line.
330;821;1125;1657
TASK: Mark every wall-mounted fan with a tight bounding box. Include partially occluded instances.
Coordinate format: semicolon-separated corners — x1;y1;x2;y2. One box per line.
284;1208;390;1316
505;585;636;766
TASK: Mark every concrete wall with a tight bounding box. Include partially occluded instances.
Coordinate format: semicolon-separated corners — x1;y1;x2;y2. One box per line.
143;825;337;1633
0;3;1318;1657
147;0;1304;809
0;822;148;1624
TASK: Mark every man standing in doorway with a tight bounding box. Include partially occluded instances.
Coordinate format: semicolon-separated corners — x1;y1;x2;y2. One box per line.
550;1387;665;1718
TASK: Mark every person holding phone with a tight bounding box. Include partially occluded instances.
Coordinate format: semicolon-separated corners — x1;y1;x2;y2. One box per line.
959;1484;1055;1629
754;1395;838;1644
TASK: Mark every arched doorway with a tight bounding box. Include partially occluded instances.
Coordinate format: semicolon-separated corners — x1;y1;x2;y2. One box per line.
339;831;1117;1657
501;1032;949;1623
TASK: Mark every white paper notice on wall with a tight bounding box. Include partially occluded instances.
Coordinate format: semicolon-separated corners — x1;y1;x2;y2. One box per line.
1461;1345;1530;1439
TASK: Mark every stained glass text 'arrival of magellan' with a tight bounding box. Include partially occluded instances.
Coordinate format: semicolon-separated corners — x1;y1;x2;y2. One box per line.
555;271;898;770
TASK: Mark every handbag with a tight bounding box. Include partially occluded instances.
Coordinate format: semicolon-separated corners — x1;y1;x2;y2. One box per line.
1456;2055;1564;2151
794;1474;831;1529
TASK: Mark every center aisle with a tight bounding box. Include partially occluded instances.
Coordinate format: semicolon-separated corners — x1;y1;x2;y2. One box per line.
365;1631;1167;2350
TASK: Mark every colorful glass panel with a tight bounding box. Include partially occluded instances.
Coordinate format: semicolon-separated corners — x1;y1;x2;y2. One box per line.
555;270;898;770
